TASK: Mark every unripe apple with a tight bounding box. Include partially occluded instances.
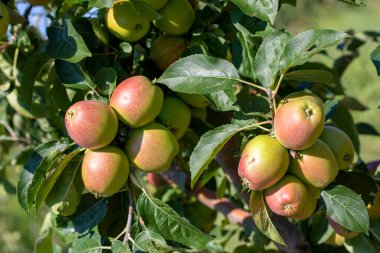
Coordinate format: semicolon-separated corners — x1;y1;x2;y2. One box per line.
324;232;345;246
289;140;339;189
367;186;380;219
151;35;186;70
177;92;209;108
327;217;359;239
28;0;53;5
153;0;195;35
159;97;191;139
65;100;118;150
125;122;179;172
319;125;355;170
274;92;325;150
82;146;130;197
289;185;319;220
264;175;307;217
110;76;164;128
142;0;168;10
106;0;150;42
238;135;289;191
0;2;9;39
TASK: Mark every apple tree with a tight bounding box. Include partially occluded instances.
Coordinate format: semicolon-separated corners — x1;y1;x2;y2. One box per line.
0;0;379;252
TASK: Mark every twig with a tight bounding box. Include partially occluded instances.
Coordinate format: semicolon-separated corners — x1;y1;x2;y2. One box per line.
0;136;33;144
123;182;134;244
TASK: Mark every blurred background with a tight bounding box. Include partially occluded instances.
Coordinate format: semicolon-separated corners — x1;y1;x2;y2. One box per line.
0;0;379;252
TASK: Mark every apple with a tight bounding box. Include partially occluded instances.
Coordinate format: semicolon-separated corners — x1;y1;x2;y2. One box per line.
289;140;339;189
110;76;164;128
238;135;289;191
264;175;307;217
319;125;355;170
274;92;325;150
289;185;319;220
324;232;345;247
367;186;380;219
125;122;179;172
65;100;118;150
153;0;195;35
106;0;150;42
0;1;9;39
159;97;191;139
177;92;209;108
142;0;168;10
327;217;359;239
82;146;130;197
151;35;186;70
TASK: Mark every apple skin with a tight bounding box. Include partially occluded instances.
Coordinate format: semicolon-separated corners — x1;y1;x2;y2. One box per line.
151;35;186;70
106;0;150;42
319;125;355;170
28;0;53;5
289;185;319;220
125;122;179;172
324;232;345;246
82;146;130;197
238;135;289;191
264;175;307;217
65;100;118;150
367;186;380;219
289;140;339;189
142;0;168;10
327;217;359;239
177;92;209;108
159;97;191;139
153;0;195;35
274;92;325;150
110;76;164;128
0;2;9;39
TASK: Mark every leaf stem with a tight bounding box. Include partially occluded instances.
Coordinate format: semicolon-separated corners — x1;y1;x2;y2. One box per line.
12;47;21;87
237;79;267;92
123;181;134;244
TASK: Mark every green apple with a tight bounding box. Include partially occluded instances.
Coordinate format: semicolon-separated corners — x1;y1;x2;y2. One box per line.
177;92;208;108
151;35;186;70
0;2;9;39
107;0;150;42
142;0;168;10
153;0;194;35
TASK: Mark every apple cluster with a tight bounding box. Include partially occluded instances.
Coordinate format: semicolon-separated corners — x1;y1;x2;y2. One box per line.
106;0;195;43
238;92;355;221
65;76;207;198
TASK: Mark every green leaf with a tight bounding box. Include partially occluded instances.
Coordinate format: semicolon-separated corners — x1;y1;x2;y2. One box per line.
46;19;92;63
205;88;239;112
280;29;348;73
324;100;338;121
190;124;241;188
157;54;240;94
235;31;257;80
88;0;113;8
345;234;379;253
95;67;117;96
55;60;96;91
284;69;334;84
129;0;163;20
137;190;213;249
254;31;291;88
231;8;268;35
370;44;380;76
21;52;52;106
16;141;71;213
250;191;286;245
90;19;110;45
69;232;102;253
321;185;369;233
337;0;365;6
200;0;222;12
111;241;132;253
230;0;279;24
133;230;169;253
34;229;53;253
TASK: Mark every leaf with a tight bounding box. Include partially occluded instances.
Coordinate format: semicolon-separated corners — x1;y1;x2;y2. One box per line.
321;184;369;233
112;241;132;253
34;229;53;253
230;0;279;24
94;67;117;96
16;140;71;213
199;0;222;12
90;19;109;45
21;52;52;106
231;7;268;35
69;232;102;253
157;54;240;94
129;0;163;20
55;60;96;91
133;230;169;253
280;29;348;73
284;69;334;84
137;190;213;249
205;88;239;112
235;31;257;80
88;0;113;8
46;19;92;63
323;100;338;121
356;123;379;136
250;191;286;245
190;124;241;188
370;44;380;76
345;234;379;253
337;0;365;7
254;31;291;88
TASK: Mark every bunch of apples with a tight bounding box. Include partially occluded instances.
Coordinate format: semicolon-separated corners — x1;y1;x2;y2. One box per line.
238;92;355;221
64;76;207;198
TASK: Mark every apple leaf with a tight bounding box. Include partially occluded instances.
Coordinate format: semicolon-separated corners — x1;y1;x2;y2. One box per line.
337;0;365;6
235;31;258;80
46;19;91;63
280;29;348;73
283;69;334;84
250;191;286;246
157;54;240;94
321;184;369;233
190;124;241;188
230;0;279;24
69;232;102;253
133;230;169;252
34;229;53;253
88;0;113;8
55;60;96;91
129;0;163;20
136;190;214;249
345;234;379;253
112;241;132;253
95;67;117;97
205;88;239;112
370;44;380;76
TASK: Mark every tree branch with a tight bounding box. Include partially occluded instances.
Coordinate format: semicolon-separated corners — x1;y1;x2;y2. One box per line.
123;182;134;244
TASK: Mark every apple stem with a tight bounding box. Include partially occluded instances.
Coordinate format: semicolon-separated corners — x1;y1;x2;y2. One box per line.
123;180;134;244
